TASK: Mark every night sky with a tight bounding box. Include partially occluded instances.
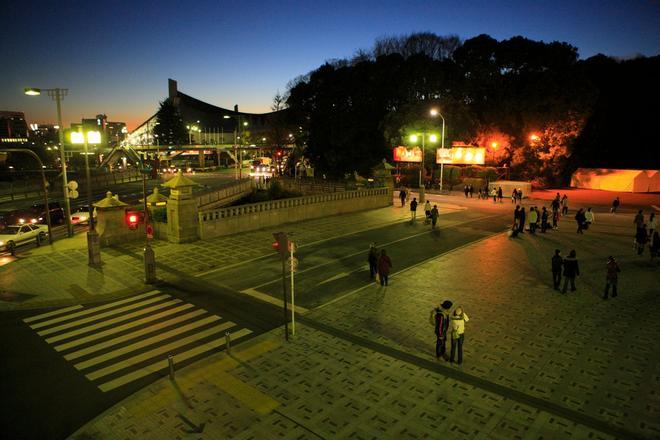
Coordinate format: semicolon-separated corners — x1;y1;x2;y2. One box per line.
1;0;658;129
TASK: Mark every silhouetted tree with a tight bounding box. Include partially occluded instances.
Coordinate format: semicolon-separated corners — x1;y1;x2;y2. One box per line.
154;98;187;145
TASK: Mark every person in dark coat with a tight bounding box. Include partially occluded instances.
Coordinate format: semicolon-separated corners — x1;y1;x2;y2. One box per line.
603;256;620;299
575;208;586;234
562;249;580;293
430;205;439;229
611;197;620;213
518;207;526;233
367;243;379;280
635;225;648;255
399;189;407;207
541;207;549;233
431;300;453;360
410;197;418;223
551;249;563;290
497;186;503;203
377;249;392;286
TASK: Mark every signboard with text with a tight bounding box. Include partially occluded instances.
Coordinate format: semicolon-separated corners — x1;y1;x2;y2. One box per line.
393;146;422;163
436;147;485;165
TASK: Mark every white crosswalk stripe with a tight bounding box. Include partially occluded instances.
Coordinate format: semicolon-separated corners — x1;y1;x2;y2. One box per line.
22;291;253;393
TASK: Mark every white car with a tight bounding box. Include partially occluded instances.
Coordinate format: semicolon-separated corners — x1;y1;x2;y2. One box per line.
70;206;96;225
0;224;49;253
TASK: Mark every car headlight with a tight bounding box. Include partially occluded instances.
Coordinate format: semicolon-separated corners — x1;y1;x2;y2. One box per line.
18;218;25;224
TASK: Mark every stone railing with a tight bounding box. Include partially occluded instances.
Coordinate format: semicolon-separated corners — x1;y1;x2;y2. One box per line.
198;187;391;239
195;178;253;209
275;177;347;194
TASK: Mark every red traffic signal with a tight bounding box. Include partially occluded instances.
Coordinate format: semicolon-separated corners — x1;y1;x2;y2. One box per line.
272;232;289;260
125;210;143;230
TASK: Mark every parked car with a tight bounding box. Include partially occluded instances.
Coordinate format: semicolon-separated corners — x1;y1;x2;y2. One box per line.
70;205;96;225
0;224;48;253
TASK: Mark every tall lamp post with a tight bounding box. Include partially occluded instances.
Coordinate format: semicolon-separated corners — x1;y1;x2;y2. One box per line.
429;109;446;192
223;115;248;179
25;87;74;237
70;129;102;266
409;132;437;203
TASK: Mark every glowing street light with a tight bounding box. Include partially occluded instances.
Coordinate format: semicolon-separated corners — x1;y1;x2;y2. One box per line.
25;86;74;237
409;131;438;203
70;129;102;266
429;108;446;192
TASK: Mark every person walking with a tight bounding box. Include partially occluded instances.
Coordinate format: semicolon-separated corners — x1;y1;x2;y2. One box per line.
584;207;594;230
575;208;586;234
561;194;569;215
541;207;549;233
497;186;503;203
424;200;432;224
603;256;620;299
469;184;474;198
529;207;538;234
634;210;644;234
562;250;580;293
377;249;392;286
551;196;560;215
511;189;517;203
491;187;497;203
517;188;523;203
518;207;526;233
410;197;418;223
430;204;439;229
431;300;453;360
367;243;379;280
464;185;469;198
551;249;563;290
399;188;407;207
552;208;560;230
648;213;656;237
449;306;469;365
635;225;648;255
611;197;620;213
650;231;660;259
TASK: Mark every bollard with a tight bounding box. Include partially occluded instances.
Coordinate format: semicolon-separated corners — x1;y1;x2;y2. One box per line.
225;331;231;355
168;355;175;380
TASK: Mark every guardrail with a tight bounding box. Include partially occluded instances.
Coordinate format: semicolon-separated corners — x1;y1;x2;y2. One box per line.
200;187;387;221
195;178;253;209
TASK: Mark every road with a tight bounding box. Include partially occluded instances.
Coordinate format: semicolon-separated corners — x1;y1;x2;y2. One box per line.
0;204;509;440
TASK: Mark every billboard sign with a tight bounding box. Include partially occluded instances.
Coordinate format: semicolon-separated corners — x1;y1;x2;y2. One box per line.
393;146;422;163
436;147;485;165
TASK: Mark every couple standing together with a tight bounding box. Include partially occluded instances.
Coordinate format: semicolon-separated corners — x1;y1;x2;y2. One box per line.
431;301;469;364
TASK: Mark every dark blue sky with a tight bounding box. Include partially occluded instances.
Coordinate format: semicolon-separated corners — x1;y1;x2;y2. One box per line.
2;0;658;129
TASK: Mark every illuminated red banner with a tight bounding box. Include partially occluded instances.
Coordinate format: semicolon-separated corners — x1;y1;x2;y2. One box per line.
393;146;422;163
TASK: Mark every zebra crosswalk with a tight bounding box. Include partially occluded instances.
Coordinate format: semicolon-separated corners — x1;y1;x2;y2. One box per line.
23;290;253;393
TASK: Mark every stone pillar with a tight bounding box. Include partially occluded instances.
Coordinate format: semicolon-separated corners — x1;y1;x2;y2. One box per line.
199;150;205;169
163;170;199;243
94;191;133;246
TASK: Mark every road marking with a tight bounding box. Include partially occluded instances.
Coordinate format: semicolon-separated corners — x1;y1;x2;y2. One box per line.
48;300;187;346
86;321;238;381
195;204;463;278
75;315;223;370
63;309;209;361
97;327;252;392
317;271;352;285
314;230;507;311
36;294;171;337
23;305;83;323
240;288;309;314
28;290;161;329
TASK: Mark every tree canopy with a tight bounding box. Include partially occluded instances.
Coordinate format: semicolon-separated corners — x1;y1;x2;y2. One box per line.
285;32;659;184
153;98;188;146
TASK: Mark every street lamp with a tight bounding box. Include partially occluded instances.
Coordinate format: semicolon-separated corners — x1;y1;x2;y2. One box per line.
409;131;438;203
25;87;74;237
429;108;446;192
70;129;102;266
223;114;248;179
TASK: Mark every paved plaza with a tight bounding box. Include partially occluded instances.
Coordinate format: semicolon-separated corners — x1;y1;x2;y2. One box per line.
1;192;659;439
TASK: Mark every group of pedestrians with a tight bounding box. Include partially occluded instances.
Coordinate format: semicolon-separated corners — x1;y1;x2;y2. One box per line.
400;191;440;229
511;188;523;203
550;249;580;293
430;300;469;365
368;243;392;286
463;184;475;198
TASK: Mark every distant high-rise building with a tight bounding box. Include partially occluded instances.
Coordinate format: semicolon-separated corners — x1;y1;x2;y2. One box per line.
0;111;29;145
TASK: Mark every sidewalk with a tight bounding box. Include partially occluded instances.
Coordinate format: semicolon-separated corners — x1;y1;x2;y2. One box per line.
0;199;466;311
68;209;659;439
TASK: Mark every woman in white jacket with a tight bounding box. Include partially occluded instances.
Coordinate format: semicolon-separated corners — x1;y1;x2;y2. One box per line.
585;207;595;228
450;306;469;365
